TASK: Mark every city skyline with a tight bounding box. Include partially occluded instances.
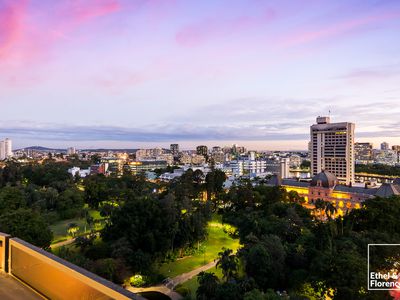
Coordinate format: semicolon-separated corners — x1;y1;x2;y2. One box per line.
1;0;400;149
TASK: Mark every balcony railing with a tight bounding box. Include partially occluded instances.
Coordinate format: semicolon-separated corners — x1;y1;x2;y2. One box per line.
0;232;144;300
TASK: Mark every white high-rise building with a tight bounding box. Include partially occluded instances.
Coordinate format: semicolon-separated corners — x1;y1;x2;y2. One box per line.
0;138;12;160
310;117;355;185
280;158;290;179
5;138;12;157
0;141;5;160
67;147;76;155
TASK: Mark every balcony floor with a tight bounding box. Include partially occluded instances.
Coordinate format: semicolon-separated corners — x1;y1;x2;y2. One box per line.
0;272;43;300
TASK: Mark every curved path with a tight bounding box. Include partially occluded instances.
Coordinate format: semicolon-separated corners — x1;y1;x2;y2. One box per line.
127;285;183;300
170;260;217;288
51;237;76;248
126;260;218;300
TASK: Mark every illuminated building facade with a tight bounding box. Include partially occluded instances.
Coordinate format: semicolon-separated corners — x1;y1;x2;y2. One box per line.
270;170;400;217
125;160;167;174
310;116;355;185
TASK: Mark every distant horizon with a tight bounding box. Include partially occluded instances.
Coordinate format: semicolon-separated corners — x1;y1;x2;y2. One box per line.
9;135;400;152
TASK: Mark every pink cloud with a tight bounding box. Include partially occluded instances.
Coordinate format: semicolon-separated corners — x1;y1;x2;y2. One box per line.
96;73;147;89
0;0;28;60
176;8;276;47
61;0;121;25
280;11;400;47
1;0;122;64
0;0;122;86
333;64;400;87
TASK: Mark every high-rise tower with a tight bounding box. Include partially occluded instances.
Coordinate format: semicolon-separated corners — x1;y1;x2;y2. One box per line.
310;117;355;185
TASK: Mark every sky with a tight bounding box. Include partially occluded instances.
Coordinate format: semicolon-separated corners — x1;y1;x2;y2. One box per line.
1;0;400;150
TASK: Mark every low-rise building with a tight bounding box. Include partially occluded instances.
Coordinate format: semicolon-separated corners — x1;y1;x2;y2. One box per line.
68;167;90;178
125;160;167;174
269;170;400;217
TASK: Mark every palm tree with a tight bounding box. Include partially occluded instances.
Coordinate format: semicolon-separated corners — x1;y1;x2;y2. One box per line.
216;248;238;281
325;202;337;220
314;198;326;217
66;222;79;238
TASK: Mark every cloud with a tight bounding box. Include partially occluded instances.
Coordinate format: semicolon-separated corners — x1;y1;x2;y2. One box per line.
0;0;28;60
335;63;400;81
0;121;308;143
2;103;400;145
279;10;400;48
175;8;276;47
0;0;121;61
64;0;121;24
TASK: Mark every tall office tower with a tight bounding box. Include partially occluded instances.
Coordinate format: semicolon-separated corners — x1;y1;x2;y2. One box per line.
354;142;373;164
381;142;389;150
170;144;179;157
4;138;12;157
310;116;355;185
393;145;400;163
67;147;76;155
196;145;208;157
280;158;290;179
0;141;5;160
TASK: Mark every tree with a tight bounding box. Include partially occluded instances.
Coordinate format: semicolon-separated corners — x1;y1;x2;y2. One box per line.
67;222;79;237
216;248;238;281
324;202;337;220
197;272;219;300
90;154;101;164
84;175;109;208
206;170;227;202
0;186;26;214
57;187;84;219
0;208;52;248
241;235;286;290
286;190;305;205
300;160;311;169
75;235;95;252
314;198;326;217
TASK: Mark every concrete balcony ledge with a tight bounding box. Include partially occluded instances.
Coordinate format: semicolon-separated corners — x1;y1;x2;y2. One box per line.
0;232;145;300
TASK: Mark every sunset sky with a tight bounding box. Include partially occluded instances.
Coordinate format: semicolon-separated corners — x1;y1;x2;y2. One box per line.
1;0;400;150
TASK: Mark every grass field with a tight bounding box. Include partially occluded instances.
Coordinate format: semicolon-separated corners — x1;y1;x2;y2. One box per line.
49;209;105;243
157;214;240;279
176;266;223;298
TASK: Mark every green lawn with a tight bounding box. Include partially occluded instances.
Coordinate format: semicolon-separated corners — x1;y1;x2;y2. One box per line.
176;266;223;298
49;209;105;243
157;214;240;278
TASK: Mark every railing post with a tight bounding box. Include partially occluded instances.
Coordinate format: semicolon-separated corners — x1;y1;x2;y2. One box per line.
0;232;11;273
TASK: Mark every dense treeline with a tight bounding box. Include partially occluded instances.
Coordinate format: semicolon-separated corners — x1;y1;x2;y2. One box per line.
55;169;217;283
100;169;213;278
356;164;400;176
0;160;225;284
0;160;86;248
194;182;399;300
